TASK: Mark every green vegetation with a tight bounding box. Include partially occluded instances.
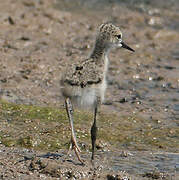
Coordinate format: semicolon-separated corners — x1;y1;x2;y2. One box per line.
0;100;178;153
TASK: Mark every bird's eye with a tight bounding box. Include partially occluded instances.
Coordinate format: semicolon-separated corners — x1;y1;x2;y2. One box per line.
116;34;121;39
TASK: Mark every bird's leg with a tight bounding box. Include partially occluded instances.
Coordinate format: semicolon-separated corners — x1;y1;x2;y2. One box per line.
91;105;98;160
65;98;83;164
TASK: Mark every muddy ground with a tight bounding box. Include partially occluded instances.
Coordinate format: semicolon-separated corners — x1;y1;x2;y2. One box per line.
0;0;179;179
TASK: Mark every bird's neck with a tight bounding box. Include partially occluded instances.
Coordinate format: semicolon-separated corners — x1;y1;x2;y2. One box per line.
90;38;110;61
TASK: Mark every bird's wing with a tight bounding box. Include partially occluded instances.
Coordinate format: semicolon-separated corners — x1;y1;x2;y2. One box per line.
62;59;103;88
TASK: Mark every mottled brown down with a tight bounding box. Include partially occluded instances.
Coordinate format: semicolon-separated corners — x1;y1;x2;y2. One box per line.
61;58;104;88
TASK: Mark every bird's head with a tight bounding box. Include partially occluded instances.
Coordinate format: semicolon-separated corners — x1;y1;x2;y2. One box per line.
98;22;135;52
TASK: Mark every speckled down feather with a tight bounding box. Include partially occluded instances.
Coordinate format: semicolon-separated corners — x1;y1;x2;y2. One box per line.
61;58;104;88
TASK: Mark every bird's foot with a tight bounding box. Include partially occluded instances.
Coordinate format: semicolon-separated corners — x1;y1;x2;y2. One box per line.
67;136;84;164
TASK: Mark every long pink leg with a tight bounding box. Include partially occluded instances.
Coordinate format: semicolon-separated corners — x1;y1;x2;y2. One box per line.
65;98;84;164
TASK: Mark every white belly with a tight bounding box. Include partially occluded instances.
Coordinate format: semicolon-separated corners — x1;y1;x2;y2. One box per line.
62;84;98;110
76;81;107;109
78;87;98;108
62;83;107;110
100;78;107;103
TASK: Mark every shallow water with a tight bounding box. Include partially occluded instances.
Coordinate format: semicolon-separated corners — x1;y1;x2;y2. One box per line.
109;151;179;177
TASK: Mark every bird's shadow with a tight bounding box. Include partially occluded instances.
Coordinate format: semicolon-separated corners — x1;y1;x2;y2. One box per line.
17;151;85;166
37;152;63;159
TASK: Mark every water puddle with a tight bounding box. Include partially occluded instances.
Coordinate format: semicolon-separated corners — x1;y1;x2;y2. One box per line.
108;151;179;176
